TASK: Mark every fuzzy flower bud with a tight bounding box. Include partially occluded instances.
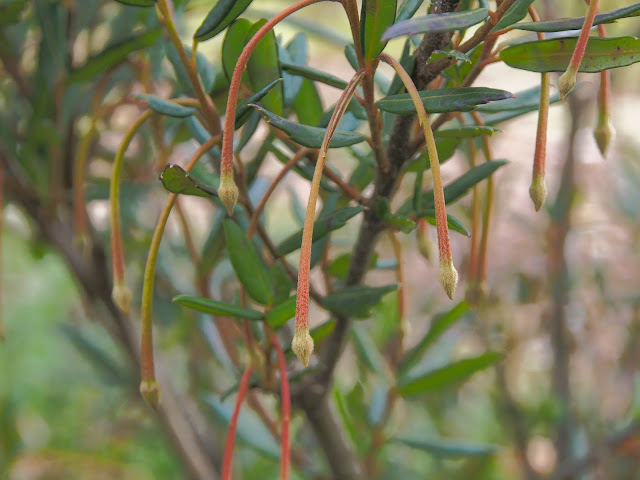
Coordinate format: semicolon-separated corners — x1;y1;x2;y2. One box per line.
438;258;458;300
140;379;159;410
292;326;314;367
112;282;132;314
558;68;577;100
218;170;239;216
594;117;615;157
529;174;547;212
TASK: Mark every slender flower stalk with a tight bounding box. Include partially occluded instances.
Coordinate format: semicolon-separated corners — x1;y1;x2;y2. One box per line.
294;69;365;366
593;22;615;157
379;53;457;299
558;0;599;99
73;118;98;253
529;6;550;211
139;134;221;408
110;109;153;314
221;366;253;480
219;0;336;215
271;335;291;480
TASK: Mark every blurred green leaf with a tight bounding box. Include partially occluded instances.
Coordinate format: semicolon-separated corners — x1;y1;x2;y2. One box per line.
265;295;296;327
114;0;155;5
392;437;498;457
321;284;399;317
68;28;161;83
387;39;414;96
397;351;502;396
173;294;264;320
400;301;470;373
251;104;367;148
420;210;470;237
281;62;349;89
268;262;293;305
276;206;364;256
383;8;488;41
223;220;273;305
434;126;500;138
246;19;284;116
377;87;514;114
158;163;217;198
222;18;253;84
514;3;640;32
293;78;324;126
195;0;252;41
0;0;28;25
166;43;216;94
361;0;397;61
133;94;197;118
235;78;283;129
352;324;387;374
490;0;534;32
396;0;425;22
500;37;640;73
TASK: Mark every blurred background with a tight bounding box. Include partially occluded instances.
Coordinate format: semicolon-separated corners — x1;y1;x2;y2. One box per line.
2;0;640;478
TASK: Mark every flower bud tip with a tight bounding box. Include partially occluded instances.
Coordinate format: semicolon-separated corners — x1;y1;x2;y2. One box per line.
112;283;132;314
594;118;615;157
529;175;547;212
292;326;314;367
218;172;239;216
439;259;458;300
140;379;160;410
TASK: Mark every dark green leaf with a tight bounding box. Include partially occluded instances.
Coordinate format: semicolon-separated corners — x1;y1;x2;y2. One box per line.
266;295;297;327
514;2;640;32
114;0;155;6
386;214;416;233
393;437;498;457
133;94;197;118
352;324;386;374
387;39;414;96
433;125;500;138
361;0;397;61
383;8;488;41
478;86;564;124
377;87;514;114
490;0;534;32
166;43;215;94
321;284;399;317
223;220;273;305
0;0;29;25
293;78;324;126
159;163;217;198
476;84;557;112
222;18;253;83
420;210;470;237
68;29;161;83
276;206;364;256
268;262;293;305
400;301;470;373
195;0;252;41
246;19;284;116
500;36;640;73
396;0;425;22
397;351;502;396
251;104;367;148
173;294;264;320
281;62;349;89
235;78;283;129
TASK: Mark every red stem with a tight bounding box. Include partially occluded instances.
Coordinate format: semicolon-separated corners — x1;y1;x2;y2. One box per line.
272;336;291;480
221;366;253;480
569;0;599;71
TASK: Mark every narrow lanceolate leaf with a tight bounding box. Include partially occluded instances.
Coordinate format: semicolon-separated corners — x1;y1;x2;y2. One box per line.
397;351;502;396
195;0;252;41
222;19;253;83
223;220;273;305
500;37;640;73
280;62;349;89
433;126;500;138
321;284;399;317
361;0;397;61
400;301;470;373
377;87;514;114
173;295;264;320
420;210;470;237
235;78;283;129
159;163;217;198
133;94;197;118
513;3;640;32
68;29;161;83
382;8;488;41
246;19;284;116
490;0;535;32
266;295;297;327
392;437;498;458
251;104;367;148
276;206;364;256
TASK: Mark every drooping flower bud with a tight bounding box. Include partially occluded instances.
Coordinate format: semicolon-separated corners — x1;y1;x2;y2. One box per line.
594;116;615;157
218;169;239;216
112;282;132;314
140;379;159;410
292;326;314;367
529;174;547;212
438;258;458;300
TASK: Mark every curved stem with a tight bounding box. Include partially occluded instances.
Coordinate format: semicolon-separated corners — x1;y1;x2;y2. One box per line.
221;366;253;480
272;335;291;480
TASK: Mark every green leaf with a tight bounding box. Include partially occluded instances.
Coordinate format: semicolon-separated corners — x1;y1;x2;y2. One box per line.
490;0;534;32
513;2;640;32
194;0;252;41
222;18;253;84
166;43;215;93
133;94;197;118
266;295;297;327
477;85;564;124
396;0;425;23
392;437;498;457
246;19;284;116
500;36;640;73
114;0;155;6
0;0;28;25
376;87;514;114
387;39;414;96
158;163;217;198
223;220;273;305
420;210;470;237
382;8;488;41
361;0;397;62
173;294;264;320
433;125;500;138
280;62;349;89
268;262;293;305
397;351;502;396
352;324;387;375
251;104;367;148
293;78;324;126
400;301;470;373
235;78;283;129
68;29;161;83
321;284;399;317
276;206;364;256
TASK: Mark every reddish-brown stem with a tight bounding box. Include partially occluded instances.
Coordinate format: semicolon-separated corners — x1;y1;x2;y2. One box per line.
568;0;599;72
389;231;407;349
0;162;3;340
272;335;291;480
221;366;253;480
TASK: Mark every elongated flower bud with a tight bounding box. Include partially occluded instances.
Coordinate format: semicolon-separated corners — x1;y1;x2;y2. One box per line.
292;326;314;367
594;116;615;157
529;174;547;212
218;169;239;216
112;282;132;314
140;379;159;410
439;258;458;300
